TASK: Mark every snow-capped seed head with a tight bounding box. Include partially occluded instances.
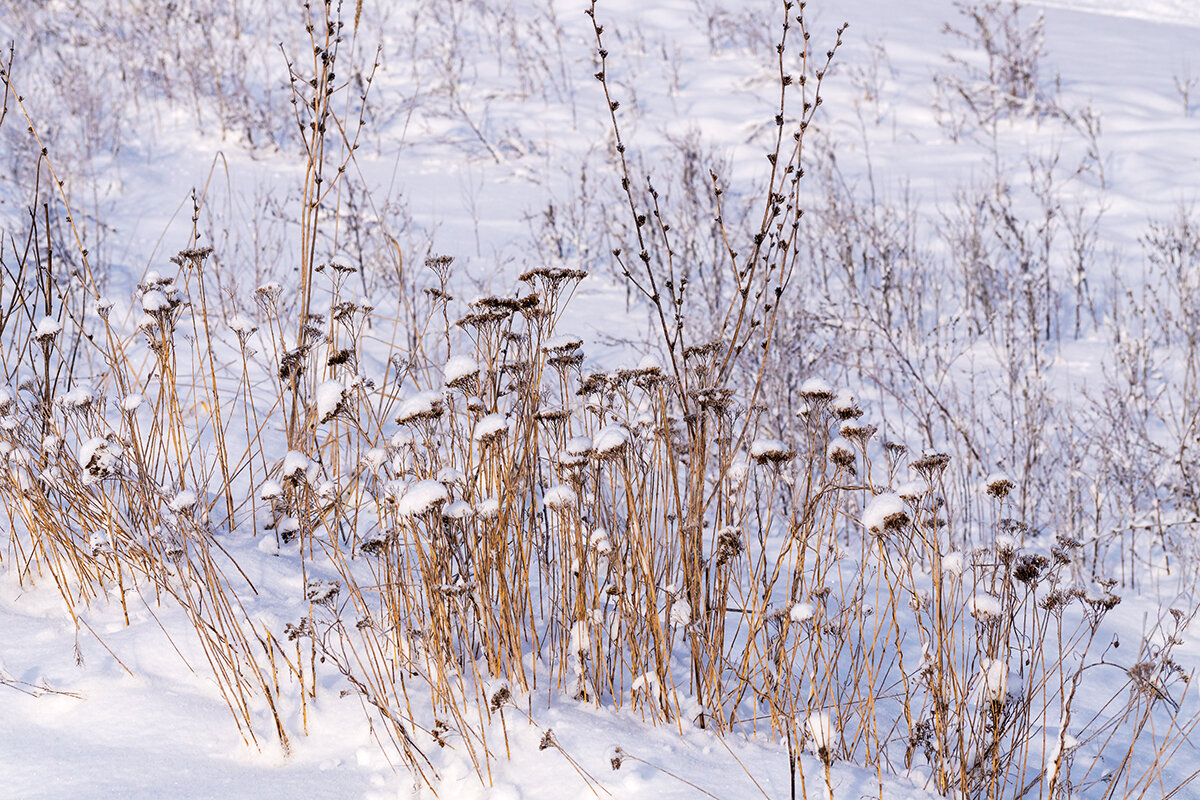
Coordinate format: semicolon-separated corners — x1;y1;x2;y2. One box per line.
670;598;692;627
281;451;311;484
895;480;924;503
78;437;121;484
534;406;569;424
559;435;593;466
749;438;793;465
589;528;611;555
363;447;387;471
443;354;479;390
592;425;629;459
397;479;450;517
838;420;877;444
942;551;965;577
1013;553;1048;584
568;620;591;655
42;434;63;458
726;459;750;488
475;497;500;519
969;593;1004;622
395;390;444;424
826;437;856;469
32;316;62;343
305;578;340;605
58;385;95;412
141;290;171;314
442;499;474;522
979;658;1009;703
863;492;909;533
715;526;743;567
831;390;862;420
799;378;835;403
805;711;836;764
473;413;508;444
436;465;467;488
911;450;951;477
543;484;577;512
986;472;1015;500
168;489;198;514
316;379;348;424
229;315;256;336
790;602;815;623
121;393;144;413
260;480;284;501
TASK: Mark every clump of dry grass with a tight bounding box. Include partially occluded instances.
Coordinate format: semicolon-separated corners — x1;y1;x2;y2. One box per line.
0;3;1198;799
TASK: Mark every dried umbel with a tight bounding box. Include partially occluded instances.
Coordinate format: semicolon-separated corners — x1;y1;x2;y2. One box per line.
826;437;856;470
489;685;512;711
750;438;794;466
1013;554;1048;585
986;472;1015;500
715;527;744;567
911;450;951;479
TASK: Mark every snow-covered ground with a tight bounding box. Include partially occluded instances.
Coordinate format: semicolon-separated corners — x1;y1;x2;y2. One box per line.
3;0;1200;797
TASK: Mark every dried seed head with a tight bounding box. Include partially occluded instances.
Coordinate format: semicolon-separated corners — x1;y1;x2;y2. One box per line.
911;450;951;479
986;472;1015;500
826;437;856;469
750;438;794;465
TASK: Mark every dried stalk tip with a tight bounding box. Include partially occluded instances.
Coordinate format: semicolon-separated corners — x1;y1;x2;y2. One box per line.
750;437;794;465
799;377;835;402
911;450;951;476
986;472;1015;500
